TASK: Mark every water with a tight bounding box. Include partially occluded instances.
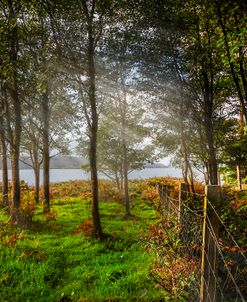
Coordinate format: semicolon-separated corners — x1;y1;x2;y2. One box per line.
1;167;182;186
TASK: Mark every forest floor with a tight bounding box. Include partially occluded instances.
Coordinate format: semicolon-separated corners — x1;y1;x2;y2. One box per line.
0;194;168;302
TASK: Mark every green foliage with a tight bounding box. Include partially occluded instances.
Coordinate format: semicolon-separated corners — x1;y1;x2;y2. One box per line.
220;132;247;167
220;190;247;245
0;187;167;301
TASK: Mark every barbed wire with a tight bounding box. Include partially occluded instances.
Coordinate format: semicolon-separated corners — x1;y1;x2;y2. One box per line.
206;216;246;302
155;186;204;299
179;188;206;198
155;184;247;301
206;198;247;264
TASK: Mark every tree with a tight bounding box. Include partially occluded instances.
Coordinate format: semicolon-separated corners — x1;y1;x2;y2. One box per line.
0;85;8;207
79;89;155;217
103;90;153;217
214;0;247;123
46;0;128;238
135;0;229;185
0;0;23;221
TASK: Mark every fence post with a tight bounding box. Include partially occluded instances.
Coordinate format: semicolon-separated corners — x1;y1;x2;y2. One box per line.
167;185;175;215
178;182;188;224
200;185;221;302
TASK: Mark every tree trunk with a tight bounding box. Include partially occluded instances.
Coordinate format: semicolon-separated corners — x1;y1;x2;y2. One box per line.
205;115;218;185
121;94;131;217
42;92;50;214
89;132;103;238
180;117;189;186
0;99;9;207
6;0;22;222
32;146;40;204
120;167;124;192
204;163;210;185
115;173;121;192
202;67;218;185
188;161;195;194
87;21;103;240
0;140;8;207
123;143;130;217
10;146;21;221
240;103;245;132
34;166;40;204
9;80;22;222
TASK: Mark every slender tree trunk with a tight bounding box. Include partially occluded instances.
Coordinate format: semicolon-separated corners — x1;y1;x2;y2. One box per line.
6;0;22;222
188;161;195;194
204;113;218;185
10;145;21;221
121;94;130;217
0;140;8;207
115;174;121;192
202;66;218;185
180;118;189;185
9;81;22;222
123;143;130;217
120;167;124;192
34;165;40;204
32;146;40;204
240;103;245;131
239;48;247;105
87;22;103;239
89;131;103;238
204;163;210;185
42;92;50;213
0;97;9;207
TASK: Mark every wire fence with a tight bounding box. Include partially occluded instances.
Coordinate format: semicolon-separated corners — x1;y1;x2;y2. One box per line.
152;183;247;301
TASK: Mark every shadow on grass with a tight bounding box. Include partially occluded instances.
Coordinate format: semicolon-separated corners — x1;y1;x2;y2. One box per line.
28;219;77;236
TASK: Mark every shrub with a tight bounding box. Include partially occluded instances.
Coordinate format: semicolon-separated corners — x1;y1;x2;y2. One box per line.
73;219;94;236
140;187;159;204
20;190;35;225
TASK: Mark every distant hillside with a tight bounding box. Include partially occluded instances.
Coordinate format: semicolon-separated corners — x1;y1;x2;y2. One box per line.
144;163;167;168
49;156;87;169
0;156;166;169
0;156;87;169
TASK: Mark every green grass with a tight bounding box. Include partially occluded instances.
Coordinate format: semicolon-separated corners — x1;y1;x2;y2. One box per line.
0;198;169;302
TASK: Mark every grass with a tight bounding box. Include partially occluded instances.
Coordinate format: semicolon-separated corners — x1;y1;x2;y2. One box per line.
0;197;169;302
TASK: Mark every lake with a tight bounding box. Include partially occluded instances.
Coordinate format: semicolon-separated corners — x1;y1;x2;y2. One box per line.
1;167;183;186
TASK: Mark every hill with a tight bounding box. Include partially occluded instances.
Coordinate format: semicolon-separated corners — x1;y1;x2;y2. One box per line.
0;156;87;169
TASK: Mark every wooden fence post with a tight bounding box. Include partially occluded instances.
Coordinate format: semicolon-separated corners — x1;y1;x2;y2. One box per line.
167;185;175;215
178;182;188;224
200;185;221;302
